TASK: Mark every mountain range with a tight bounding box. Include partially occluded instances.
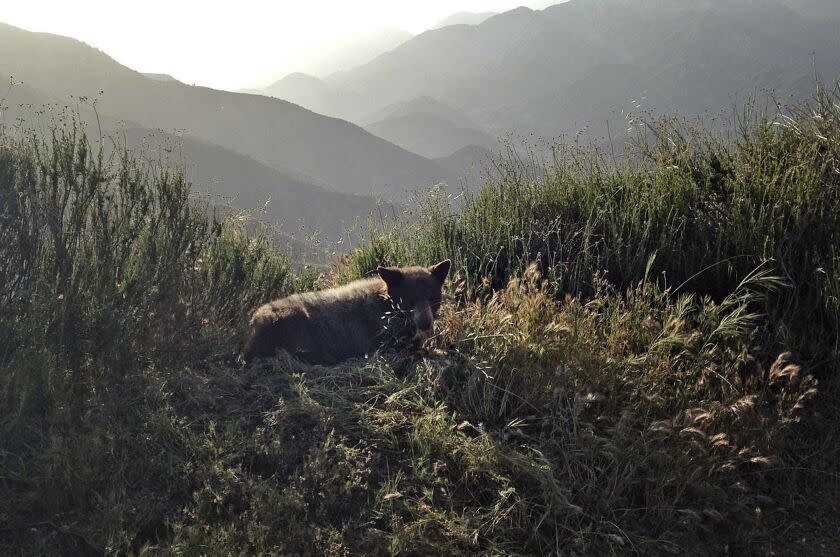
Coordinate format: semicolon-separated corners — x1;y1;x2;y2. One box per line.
3;0;840;253
0;72;386;250
363;96;499;159
259;0;839;164
0;20;492;252
0;22;464;196
327;0;840;140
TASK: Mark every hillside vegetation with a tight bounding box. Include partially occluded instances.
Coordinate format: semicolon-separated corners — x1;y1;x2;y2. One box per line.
1;90;839;556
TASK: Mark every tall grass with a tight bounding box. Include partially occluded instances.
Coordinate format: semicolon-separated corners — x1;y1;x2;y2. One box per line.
0;116;303;553
1;92;838;555
350;89;840;368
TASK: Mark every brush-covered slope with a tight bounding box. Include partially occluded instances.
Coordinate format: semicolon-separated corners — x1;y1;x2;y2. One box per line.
0;22;451;198
2;92;839;555
329;0;840;136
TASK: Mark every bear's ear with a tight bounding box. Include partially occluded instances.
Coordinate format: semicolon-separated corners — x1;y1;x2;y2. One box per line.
374;266;404;287
429;259;451;284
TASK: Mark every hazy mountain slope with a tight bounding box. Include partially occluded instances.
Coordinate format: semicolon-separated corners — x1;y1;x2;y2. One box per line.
434;144;495;187
365;112;497;159
362;96;486;129
433;11;498;29
0;75;385;245
261;72;368;121
0;71;140;133
503;63;668;134
778;0;840;19
0;22;452;198
300;27;413;78
143;73;179;83
1;75;52;120
119;128;386;244
329;0;840;138
327;7;545;123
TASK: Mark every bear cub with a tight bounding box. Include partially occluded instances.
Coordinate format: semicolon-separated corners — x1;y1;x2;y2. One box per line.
243;260;451;364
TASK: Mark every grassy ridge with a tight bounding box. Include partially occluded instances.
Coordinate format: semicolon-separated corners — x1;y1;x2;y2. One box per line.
350;93;840;368
1;94;839;555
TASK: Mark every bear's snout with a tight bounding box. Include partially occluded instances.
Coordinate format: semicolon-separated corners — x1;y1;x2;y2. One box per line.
412;301;434;333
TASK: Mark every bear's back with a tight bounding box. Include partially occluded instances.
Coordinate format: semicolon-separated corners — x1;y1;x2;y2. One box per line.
244;278;399;364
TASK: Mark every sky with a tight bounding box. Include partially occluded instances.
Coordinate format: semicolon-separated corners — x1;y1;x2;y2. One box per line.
2;0;560;91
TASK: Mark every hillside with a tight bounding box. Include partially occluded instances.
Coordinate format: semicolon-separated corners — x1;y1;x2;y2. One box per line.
361;96;499;157
142;73;179;83
432;11;498;28
2;90;839;555
0;22;457;198
3;2;840;554
365;112;498;159
0;72;387;249
363;95;488;129
119;128;388;245
328;0;840;137
261;72;368;122
433;144;495;188
780;0;840;19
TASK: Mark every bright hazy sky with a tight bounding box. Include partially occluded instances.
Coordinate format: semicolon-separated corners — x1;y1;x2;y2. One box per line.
3;0;560;90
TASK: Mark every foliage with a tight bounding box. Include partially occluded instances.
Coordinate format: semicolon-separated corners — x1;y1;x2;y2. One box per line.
1;95;839;555
350;88;840;368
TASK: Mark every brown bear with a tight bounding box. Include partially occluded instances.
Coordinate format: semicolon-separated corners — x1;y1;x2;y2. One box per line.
243;260;451;364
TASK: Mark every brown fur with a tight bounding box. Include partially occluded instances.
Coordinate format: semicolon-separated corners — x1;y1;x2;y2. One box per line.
243;260;451;364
